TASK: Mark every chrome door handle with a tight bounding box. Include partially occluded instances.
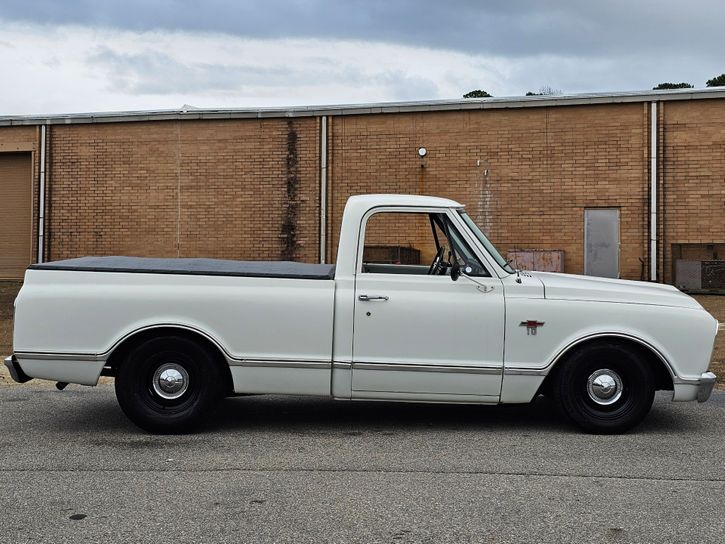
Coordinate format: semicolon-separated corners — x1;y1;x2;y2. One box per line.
358;294;389;302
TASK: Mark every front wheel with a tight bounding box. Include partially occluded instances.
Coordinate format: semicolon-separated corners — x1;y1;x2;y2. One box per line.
553;342;655;434
114;336;225;434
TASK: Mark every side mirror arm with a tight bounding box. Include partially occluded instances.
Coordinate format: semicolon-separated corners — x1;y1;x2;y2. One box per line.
450;262;461;281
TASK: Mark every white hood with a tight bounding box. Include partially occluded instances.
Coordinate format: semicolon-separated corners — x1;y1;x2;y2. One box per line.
531;271;703;309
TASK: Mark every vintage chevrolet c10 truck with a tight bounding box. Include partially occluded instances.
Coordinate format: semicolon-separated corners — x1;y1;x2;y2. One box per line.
4;194;720;434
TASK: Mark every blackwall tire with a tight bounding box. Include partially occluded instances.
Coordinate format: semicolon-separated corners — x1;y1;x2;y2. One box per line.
553;342;655;434
114;336;225;434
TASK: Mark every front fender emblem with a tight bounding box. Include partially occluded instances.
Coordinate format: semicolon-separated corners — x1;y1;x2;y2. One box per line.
520;320;545;335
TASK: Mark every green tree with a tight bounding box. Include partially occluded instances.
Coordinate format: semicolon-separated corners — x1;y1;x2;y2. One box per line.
525;86;561;96
463;89;492;98
653;82;693;89
706;74;725;87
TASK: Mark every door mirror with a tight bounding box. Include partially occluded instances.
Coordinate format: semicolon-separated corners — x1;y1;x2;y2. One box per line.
450;262;461;282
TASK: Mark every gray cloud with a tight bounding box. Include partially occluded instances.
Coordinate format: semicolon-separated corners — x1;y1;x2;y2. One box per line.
86;46;442;100
0;2;723;115
87;47;306;94
2;0;723;61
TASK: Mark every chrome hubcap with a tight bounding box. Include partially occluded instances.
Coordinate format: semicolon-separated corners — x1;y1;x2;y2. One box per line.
586;368;623;406
152;363;189;400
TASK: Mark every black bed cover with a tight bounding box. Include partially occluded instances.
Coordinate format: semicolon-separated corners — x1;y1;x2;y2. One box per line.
29;256;336;280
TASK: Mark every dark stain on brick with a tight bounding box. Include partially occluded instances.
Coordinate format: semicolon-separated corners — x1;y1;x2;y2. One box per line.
281;120;300;261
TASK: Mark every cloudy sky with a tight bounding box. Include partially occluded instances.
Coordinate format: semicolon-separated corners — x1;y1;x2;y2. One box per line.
1;1;723;115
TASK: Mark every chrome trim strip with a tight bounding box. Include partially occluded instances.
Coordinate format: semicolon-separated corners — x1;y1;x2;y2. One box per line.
17;342;332;372
231;356;330;364
102;323;331;368
504;367;549;377
229;359;331;370
353;362;502;375
101;323;234;361
333;361;352;370
505;332;681;381
14;351;102;362
544;332;678;380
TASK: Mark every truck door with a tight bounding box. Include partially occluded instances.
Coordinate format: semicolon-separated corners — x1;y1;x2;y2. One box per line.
351;208;504;402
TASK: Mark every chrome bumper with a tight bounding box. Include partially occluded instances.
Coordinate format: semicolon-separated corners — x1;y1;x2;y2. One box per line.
697;371;717;403
3;355;31;384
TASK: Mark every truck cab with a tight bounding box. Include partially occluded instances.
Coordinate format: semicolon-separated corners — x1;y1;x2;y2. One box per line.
331;194;525;403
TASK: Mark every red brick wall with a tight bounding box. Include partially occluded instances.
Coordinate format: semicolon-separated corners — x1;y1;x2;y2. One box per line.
0;97;723;282
328;104;650;279
661;100;725;283
47;118;320;262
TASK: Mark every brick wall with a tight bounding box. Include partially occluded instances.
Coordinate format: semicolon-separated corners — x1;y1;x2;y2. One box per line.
47;118;320;263
0;97;723;282
661;100;725;283
328;104;650;279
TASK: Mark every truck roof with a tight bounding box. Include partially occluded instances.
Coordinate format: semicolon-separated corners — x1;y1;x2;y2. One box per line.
345;194;463;209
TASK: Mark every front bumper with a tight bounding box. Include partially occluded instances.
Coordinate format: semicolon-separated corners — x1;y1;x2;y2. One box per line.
672;371;718;402
3;355;31;384
696;371;717;403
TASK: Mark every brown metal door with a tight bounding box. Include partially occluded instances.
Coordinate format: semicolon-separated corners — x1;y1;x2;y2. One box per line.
0;153;32;279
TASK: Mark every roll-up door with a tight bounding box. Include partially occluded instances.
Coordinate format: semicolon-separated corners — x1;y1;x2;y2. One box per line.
0;153;32;279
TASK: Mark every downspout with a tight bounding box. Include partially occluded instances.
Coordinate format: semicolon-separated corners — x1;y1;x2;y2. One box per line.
650;102;657;282
319;116;328;264
37;124;47;263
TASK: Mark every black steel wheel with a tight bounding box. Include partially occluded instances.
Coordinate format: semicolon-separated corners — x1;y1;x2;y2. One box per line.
114;335;225;434
553;342;655;434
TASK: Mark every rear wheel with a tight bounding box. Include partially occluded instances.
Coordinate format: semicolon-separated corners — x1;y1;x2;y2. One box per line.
114;335;225;434
553;342;655;434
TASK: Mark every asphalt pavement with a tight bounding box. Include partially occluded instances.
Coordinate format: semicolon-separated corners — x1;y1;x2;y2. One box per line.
0;385;723;544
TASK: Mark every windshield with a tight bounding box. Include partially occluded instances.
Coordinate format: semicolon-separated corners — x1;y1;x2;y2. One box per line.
458;211;515;274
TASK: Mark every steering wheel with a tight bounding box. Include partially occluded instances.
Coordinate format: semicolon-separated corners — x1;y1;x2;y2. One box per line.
428;246;446;275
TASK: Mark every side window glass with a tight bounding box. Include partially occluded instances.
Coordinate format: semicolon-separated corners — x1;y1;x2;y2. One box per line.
361;211;489;276
362;212;433;275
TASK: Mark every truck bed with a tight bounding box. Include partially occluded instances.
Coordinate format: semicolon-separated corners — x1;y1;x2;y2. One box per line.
29;256;336;280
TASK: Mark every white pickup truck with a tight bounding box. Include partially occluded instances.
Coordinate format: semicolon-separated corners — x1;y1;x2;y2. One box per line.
5;194;719;434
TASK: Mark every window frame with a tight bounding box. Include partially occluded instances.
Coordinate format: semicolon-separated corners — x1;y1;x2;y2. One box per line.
355;206;494;278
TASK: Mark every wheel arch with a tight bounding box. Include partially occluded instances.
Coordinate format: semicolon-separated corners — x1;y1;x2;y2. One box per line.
105;325;234;394
538;333;675;396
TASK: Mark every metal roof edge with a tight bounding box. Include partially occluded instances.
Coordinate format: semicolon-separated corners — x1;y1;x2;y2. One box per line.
1;88;725;126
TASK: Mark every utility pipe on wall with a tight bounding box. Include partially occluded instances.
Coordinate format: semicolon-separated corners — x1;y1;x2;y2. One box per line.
37;124;47;263
650;102;657;282
319;116;328;264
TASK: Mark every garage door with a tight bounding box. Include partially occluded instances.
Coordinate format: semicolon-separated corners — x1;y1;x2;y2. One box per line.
0;153;32;279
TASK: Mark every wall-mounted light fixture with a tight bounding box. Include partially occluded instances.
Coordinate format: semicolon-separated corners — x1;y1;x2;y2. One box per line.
417;147;427;157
